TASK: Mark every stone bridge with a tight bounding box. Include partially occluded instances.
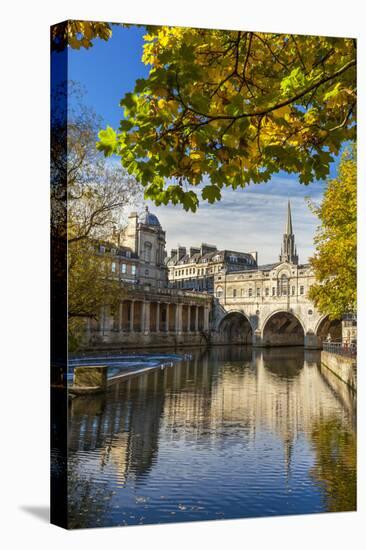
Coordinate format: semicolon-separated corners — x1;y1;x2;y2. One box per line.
211;297;342;349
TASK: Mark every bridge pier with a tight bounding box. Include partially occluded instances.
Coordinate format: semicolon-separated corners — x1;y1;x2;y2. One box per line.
252;330;263;347
304;331;321;350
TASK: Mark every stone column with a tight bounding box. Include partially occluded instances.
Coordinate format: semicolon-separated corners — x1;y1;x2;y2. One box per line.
141;301;146;333
176;303;183;334
187;305;191;332
156;302;160;332
144;301;150;334
166;303;170;332
195;306;199;333
203;306;209;331
129;301;134;333
118;302;123;332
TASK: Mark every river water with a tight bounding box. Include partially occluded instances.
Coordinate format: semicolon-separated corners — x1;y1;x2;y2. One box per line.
67;346;356;528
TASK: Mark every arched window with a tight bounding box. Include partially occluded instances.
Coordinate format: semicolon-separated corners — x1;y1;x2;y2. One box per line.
216;286;223;298
279;274;289;296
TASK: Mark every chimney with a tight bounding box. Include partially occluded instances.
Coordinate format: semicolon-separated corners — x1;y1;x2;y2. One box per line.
121;212;138;253
250;251;258;265
178;246;186;259
201;243;217;256
189;246;200;257
170;248;177;259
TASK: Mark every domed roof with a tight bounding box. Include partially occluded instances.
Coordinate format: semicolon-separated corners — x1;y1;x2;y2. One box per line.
140;206;161;228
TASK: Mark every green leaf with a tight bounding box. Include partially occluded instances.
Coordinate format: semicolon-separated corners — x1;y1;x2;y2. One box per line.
201;185;222;203
96;126;117;156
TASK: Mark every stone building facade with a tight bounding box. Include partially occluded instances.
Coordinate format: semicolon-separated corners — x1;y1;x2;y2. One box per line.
83;207;213;350
212;201;344;349
82;201;354;351
118;207;168;288
93;206;168;288
95;240;139;285
86;285;212;350
167;243;257;292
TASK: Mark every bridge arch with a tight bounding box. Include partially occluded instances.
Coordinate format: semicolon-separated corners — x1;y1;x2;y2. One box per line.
218;311;253;345
262;310;305;347
315;315;342;347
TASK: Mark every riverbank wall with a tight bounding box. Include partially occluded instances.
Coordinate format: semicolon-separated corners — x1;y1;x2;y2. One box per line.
320;350;356;392
81;331;210;351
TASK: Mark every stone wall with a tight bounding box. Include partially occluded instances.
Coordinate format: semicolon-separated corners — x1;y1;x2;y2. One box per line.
320;350;357;391
84;331;210;351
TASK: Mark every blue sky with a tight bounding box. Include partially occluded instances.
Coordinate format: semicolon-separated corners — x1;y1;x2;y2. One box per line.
66;24;337;264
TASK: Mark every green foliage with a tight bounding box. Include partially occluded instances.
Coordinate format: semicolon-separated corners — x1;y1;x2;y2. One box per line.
310;418;356;512
97;27;356;210
51;20;113;51
97;126;117;156
308;146;356;319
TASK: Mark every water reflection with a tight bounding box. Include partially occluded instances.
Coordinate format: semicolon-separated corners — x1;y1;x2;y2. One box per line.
67;346;356;528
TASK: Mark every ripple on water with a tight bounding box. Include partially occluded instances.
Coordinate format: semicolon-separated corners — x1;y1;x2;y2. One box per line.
67;347;356;528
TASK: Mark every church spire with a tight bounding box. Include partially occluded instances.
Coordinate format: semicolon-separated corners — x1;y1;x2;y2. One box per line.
279;200;298;264
285;200;293;235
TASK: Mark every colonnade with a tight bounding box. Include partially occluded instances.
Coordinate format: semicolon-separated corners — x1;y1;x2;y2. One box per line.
99;300;210;335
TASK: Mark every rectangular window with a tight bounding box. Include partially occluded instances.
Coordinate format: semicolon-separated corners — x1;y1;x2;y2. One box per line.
292;286;295;295
233;289;237;298
265;287;269;296
249;288;253;297
131;265;136;275
272;287;276;296
100;245;105;254
257;288;260;297
121;263;127;274
111;262;116;273
300;285;304;295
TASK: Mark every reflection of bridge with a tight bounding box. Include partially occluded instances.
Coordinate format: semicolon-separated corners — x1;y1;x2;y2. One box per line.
68;346;355;491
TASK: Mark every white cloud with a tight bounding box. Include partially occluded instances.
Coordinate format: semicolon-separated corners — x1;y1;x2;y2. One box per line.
148;175;325;265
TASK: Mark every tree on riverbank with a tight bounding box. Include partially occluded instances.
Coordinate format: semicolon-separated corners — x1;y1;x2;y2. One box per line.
51;83;142;349
307;146;356;319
